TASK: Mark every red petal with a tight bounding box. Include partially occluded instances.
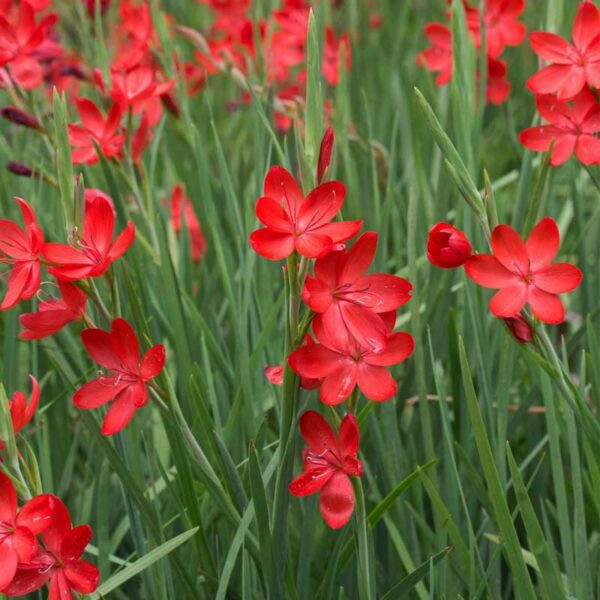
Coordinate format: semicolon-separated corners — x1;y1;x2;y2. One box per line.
573;1;600;51
575;134;600;164
64;560;99;594
464;254;519;288
19;309;72;339
533;263;582;293
60;525;92;562
42;496;72;555
314;247;343;288
101;388;138;435
1;262;31;310
264;365;284;385
288;344;345;379
80;328;122;370
302;276;333;312
249;229;295;260
297;181;345;231
0;471;17;522
0;540;18;591
11;526;38;562
315;220;363;245
364;332;414;366
350;274;412;311
550;134;577;165
338;413;359;459
320;365;357;405
42;243;91;269
110;318;140;373
527;64;585;99
528;286;565;324
356;363;397;402
76;98;104;137
83;195;114;256
519;125;563;153
298;410;337;454
338;302;388;353
16;494;53;535
140;344;165;380
319;471;355;529
526;217;559;270
489;284;527;318
295;232;334;258
491;224;528;274
255;197;292;232
337;232;377;284
263;166;303;223
529;32;572;63
73;376;127;409
49;570;73;600
289;466;334;496
106;222;135;263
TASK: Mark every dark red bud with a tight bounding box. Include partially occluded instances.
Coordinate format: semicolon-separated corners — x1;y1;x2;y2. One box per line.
7;162;34;177
504;315;533;344
427;222;472;268
1;106;42;130
161;93;180;118
317;126;334;184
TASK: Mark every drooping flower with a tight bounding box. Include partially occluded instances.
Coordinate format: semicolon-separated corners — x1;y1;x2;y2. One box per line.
302;232;412;352
73;318;165;435
288;313;414;405
3;495;99;598
427;222;472;268
527;1;600;100
465;217;582;324
19;281;87;339
169;184;207;261
289;410;362;529
43;193;135;281
68;98;124;165
0;197;44;310
0;473;53;591
250;166;362;260
519;88;600;166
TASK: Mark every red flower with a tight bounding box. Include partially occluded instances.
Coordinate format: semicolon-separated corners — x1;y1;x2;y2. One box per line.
504;314;533;343
73;318;165;435
427;222;472;268
169;184;207;261
250;166;362;260
465;217;582;324
527;1;600;100
109;66;174;107
3;496;99;598
0;473;53;591
264;335;320;390
289;410;362;529
68;98;124;165
519;88;600;166
317;126;334;184
19;281;87;339
288;313;414;405
416;23;452;86
485;57;511;105
0;2;56;89
303;232;412;352
43;193;135;281
467;0;527;59
0;197;43;310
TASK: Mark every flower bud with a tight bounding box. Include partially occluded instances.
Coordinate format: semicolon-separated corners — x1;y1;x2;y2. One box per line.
504;315;533;344
426;222;472;268
7;162;34;177
317;126;334;184
1;106;41;130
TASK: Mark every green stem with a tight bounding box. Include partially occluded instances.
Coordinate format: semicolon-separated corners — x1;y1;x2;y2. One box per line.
353;477;374;600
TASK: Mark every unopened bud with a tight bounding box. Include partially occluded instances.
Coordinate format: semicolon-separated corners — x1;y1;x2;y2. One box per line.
504;315;533;344
1;106;42;130
7;162;34;177
317;126;334;184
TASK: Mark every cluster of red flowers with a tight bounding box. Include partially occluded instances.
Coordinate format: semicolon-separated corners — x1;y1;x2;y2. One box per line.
188;0;351;131
417;0;527;105
251;131;414;528
427;217;582;338
0;473;98;599
519;1;600;166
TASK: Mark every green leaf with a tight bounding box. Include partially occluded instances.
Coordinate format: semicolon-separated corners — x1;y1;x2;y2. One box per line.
52;88;75;231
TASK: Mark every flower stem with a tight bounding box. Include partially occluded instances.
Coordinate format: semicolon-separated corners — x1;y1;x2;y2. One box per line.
353;477;374;600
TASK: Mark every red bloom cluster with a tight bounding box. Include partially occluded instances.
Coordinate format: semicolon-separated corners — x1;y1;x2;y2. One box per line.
188;0;351;131
251;133;414;528
0;473;99;598
427;218;582;330
520;2;600;166
417;0;527;105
